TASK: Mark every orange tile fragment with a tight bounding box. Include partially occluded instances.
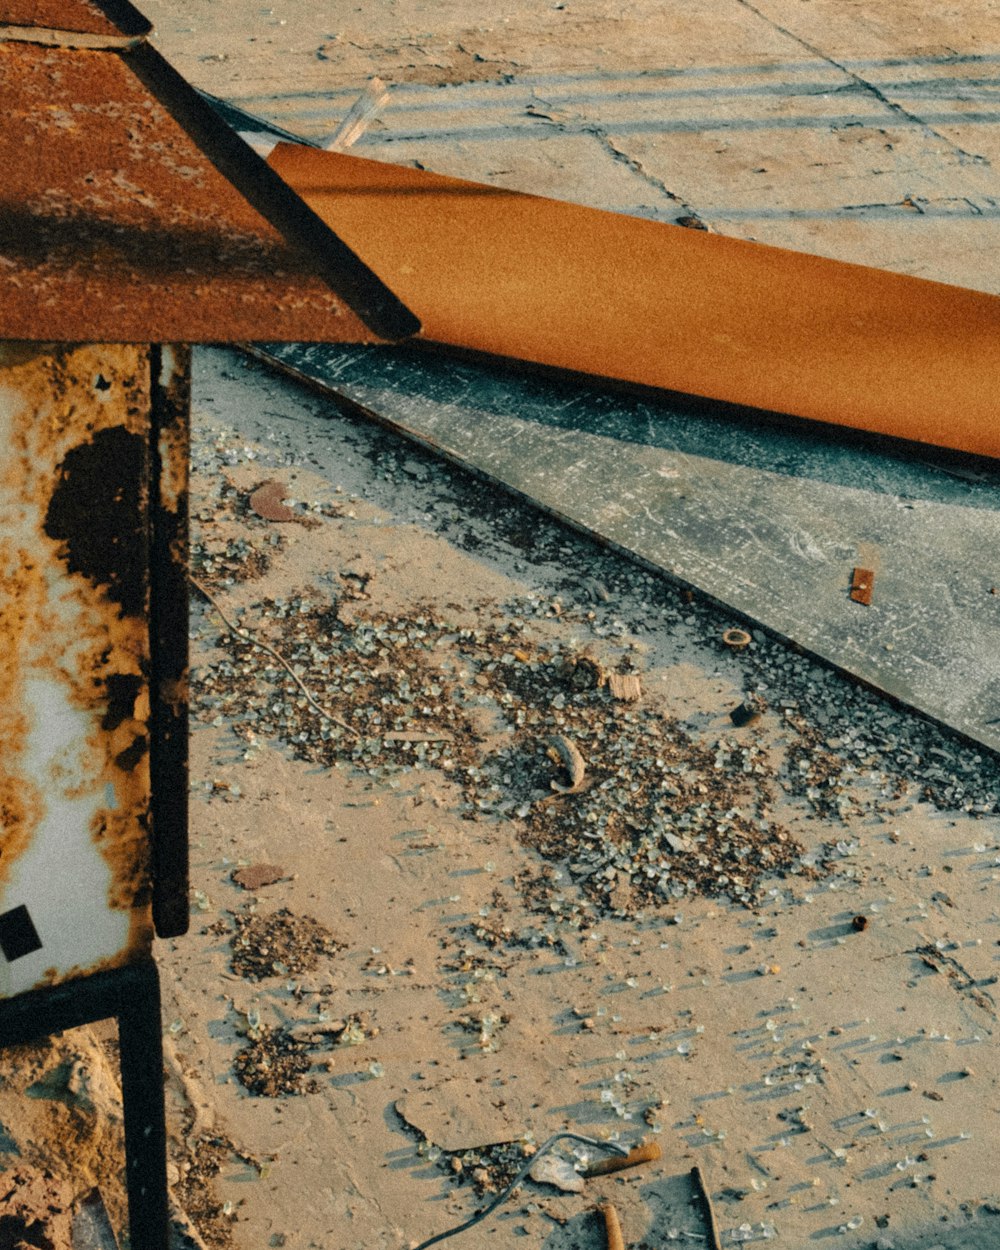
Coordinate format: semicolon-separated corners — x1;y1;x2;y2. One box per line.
850;567;876;605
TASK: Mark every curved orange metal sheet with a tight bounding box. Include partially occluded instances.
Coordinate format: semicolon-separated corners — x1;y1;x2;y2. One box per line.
269;142;1000;460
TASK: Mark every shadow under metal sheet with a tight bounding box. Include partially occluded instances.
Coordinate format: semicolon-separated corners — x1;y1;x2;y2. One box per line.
253;339;1000;757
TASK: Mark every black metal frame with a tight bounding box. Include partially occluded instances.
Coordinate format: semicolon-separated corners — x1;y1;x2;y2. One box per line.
0;960;168;1249
149;344;191;942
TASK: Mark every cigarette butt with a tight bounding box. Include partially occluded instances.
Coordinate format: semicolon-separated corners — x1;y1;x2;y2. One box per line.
600;1202;626;1250
583;1141;662;1177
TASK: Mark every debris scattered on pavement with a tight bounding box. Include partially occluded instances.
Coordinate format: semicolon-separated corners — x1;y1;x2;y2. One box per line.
690;1163;723;1250
528;1153;585;1192
600;1200;626;1250
607;672;642;702
582;1139;661;1177
546;732;588;793
229;907;343;981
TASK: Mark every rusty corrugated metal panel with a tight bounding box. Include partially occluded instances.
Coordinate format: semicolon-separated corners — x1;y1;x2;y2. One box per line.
0;17;418;342
268;142;1000;459
0;343;156;997
0;0;149;39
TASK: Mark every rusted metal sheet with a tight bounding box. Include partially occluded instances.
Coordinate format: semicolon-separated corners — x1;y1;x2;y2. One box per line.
0;0;150;41
0;343;158;998
0;16;418;343
267;142;1000;460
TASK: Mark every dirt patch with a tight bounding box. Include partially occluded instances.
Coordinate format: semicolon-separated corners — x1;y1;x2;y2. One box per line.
316;39;516;86
0;1165;75;1250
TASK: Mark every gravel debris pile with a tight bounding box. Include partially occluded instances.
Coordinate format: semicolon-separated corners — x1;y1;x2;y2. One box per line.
190;409;1000;936
193;596;811;913
229;907;343;982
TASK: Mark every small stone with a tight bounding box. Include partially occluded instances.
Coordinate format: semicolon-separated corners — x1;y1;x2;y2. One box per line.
529;1154;584;1193
232;863;286;890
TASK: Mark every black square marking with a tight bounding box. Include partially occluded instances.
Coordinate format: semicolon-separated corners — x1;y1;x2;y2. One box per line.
0;905;42;962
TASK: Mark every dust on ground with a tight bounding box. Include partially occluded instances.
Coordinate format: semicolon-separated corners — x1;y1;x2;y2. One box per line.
162;349;1000;1250
2;346;997;1250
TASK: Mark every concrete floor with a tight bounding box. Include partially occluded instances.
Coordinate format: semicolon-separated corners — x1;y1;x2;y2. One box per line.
145;0;1000;290
136;6;1000;1249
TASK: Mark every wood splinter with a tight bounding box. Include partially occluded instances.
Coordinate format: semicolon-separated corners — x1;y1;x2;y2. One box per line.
690;1164;723;1250
583;1140;662;1177
600;1201;625;1250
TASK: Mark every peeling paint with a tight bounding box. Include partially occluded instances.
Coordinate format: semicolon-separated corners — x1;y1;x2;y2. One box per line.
0;343;156;999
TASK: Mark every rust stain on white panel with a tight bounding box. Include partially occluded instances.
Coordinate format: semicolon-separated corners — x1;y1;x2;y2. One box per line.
0;343;154;998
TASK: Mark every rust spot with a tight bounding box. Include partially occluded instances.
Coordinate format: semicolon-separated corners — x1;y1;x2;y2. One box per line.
0;345;158;992
43;425;147;617
0;777;41;891
0;1;148;37
101;672;143;731
114;733;148;772
0;42;414;342
850;567;875;606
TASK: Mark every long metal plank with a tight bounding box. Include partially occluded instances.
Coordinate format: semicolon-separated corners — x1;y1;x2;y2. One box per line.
267;141;1000;460
253;339;1000;758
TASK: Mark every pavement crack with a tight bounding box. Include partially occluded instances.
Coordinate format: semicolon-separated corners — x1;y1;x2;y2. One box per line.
734;0;993;168
911;943;997;1015
590;128;710;223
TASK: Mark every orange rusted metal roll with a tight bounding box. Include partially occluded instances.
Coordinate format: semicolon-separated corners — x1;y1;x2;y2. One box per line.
269;142;1000;460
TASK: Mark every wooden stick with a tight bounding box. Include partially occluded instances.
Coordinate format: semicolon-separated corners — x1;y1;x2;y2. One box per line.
583;1140;662;1177
600;1202;626;1250
690;1165;722;1250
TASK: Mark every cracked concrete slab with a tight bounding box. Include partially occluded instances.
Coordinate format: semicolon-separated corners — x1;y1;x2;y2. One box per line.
152;0;1000;293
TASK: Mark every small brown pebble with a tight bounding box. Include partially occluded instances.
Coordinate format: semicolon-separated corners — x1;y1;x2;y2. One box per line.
923;1090;944;1101
232;864;286;891
249;479;297;522
851;914;868;931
